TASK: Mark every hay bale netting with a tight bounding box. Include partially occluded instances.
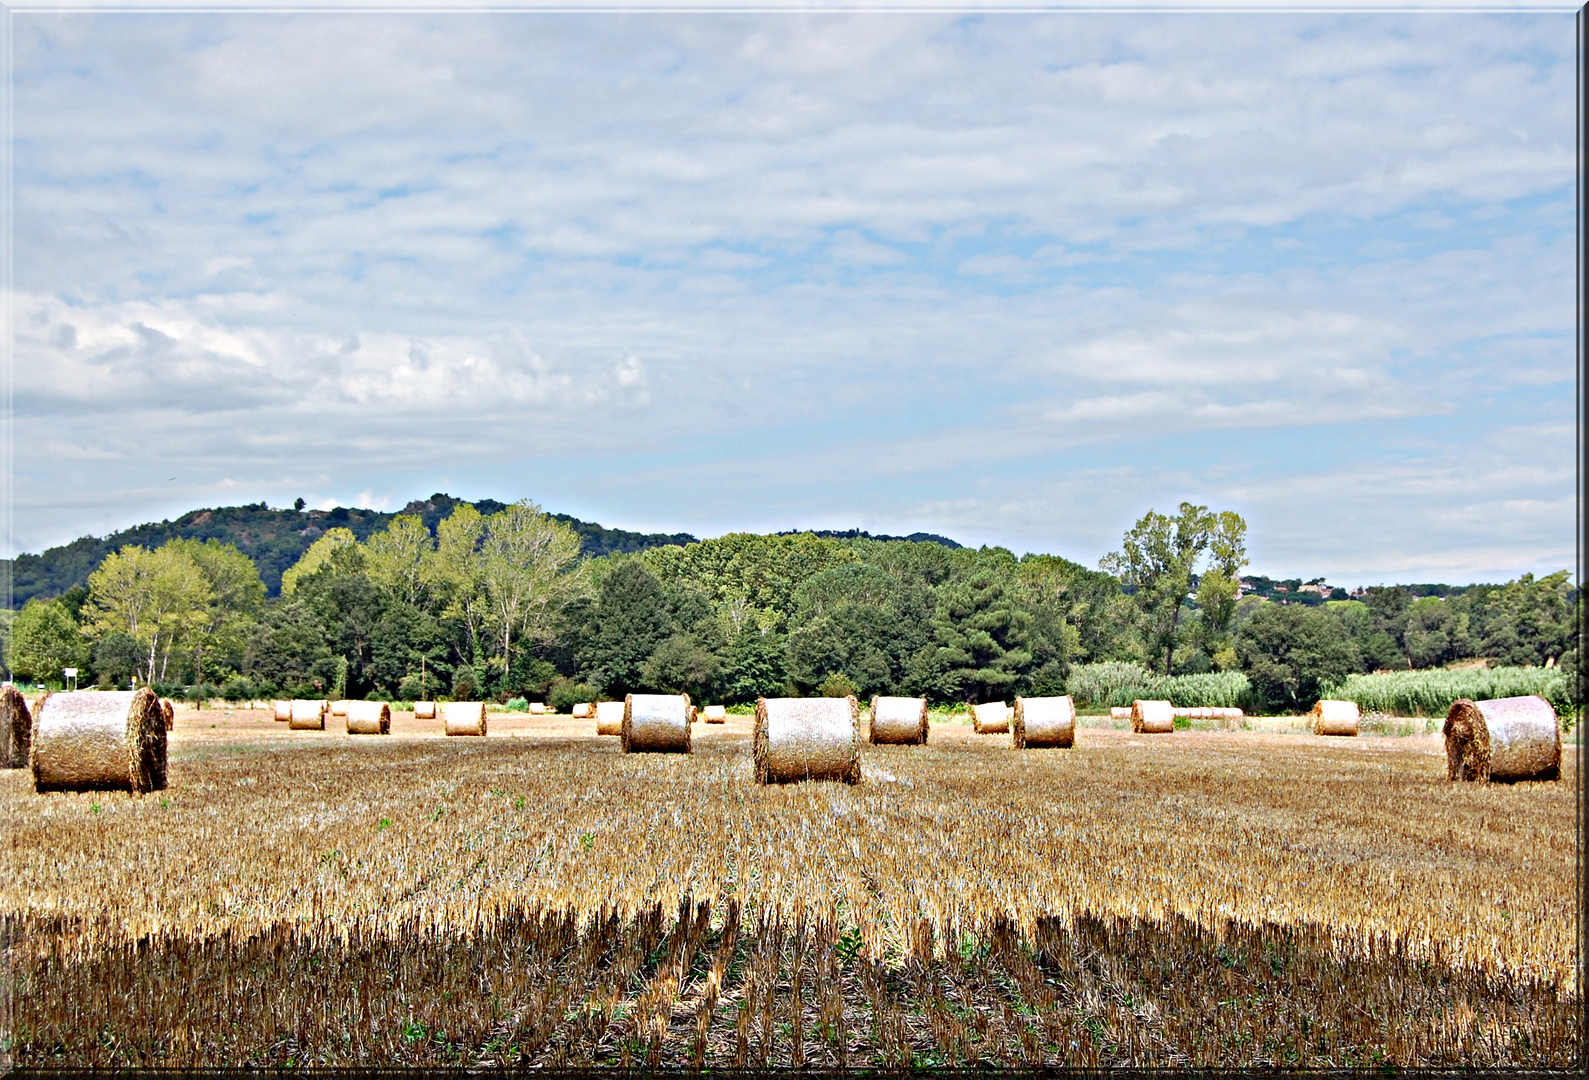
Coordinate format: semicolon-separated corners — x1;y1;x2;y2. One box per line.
1309;699;1360;737
288;699;329;730
330;700;351;718
346;700;392;735
971;701;1010;734
621;693;692;754
529;702;546;715
414;700;437;720
442;701;488;737
869;695;928;745
160;699;175;731
3;685;34;768
273;700;292;722
1444;695;1561;783
595;701;625;736
1110;706;1133;721
703;705;727;724
31;689;166;794
571;702;593;719
1013;695;1076;749
754;696;860;785
1131;699;1174;734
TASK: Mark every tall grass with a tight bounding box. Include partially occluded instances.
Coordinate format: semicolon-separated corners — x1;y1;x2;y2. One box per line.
1325;666;1573;720
1066;662;1249;710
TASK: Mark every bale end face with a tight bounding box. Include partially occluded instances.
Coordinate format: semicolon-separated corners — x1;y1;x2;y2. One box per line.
3;685;36;769
160;699;175;732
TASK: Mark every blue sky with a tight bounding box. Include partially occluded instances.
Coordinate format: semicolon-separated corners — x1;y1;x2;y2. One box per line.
5;6;1579;586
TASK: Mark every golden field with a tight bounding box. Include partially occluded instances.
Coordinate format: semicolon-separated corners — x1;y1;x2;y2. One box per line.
3;706;1579;1068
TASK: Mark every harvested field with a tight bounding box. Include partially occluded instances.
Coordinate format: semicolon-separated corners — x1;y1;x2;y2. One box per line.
3;706;1578;1068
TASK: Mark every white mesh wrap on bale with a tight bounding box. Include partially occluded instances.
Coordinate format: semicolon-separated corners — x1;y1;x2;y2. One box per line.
868;695;928;745
413;701;437;720
529;702;546;715
3;685;34;768
971;701;1010;734
346;700;391;735
330;700;351;717
622;693;692;753
442;701;487;736
1110;706;1133;721
1310;699;1360;736
1444;695;1560;783
703;705;727;723
1131;699;1174;734
1013;695;1076;749
755;697;860;785
571;703;593;719
288;700;328;730
31;689;166;793
272;700;292;722
595;701;625;736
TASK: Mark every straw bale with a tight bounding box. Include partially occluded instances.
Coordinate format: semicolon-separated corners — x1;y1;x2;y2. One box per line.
529;702;546;715
754;696;860;785
1110;706;1133;721
869;695;929;745
688;703;698;724
1013;695;1076;749
1444;695;1560;783
413;701;437;720
31;689;166;793
1309;699;1360;737
288;699;329;730
160;699;175;731
621;693;692;754
3;685;34;768
571;702;593;719
330;700;351;717
346;700;391;735
1213;707;1244;719
1131;699;1174;734
595;701;624;736
971;701;1010;734
703;705;727;723
442;701;487;737
272;700;292;722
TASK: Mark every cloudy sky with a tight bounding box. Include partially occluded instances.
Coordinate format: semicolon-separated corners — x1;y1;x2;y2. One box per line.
5;3;1579;586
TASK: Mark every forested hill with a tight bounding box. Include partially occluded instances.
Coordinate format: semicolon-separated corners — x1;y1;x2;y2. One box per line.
2;495;700;607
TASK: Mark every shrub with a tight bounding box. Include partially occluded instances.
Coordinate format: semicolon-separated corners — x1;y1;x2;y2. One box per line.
548;678;599;713
219;676;256;704
451;668;479;701
1324;666;1574;720
1065;662;1162;709
817;672;860;699
502;697;530;713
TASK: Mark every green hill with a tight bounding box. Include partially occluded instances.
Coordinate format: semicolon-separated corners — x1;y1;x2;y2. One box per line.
3;495;698;606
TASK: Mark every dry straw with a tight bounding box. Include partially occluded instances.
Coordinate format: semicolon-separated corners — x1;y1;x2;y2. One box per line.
529;703;546;715
31;689;166;794
1110;706;1133;721
971;701;1010;734
595;701;625;736
703;705;727;724
1310;699;1360;737
1444;695;1560;783
413;701;437;720
571;703;593;719
345;701;391;735
754;696;861;785
442;701;487;737
288;700;329;731
2;685;33;768
869;695;929;745
1013;695;1076;749
272;700;292;722
160;699;175;732
330;700;351;718
1131;699;1175;734
621;693;692;753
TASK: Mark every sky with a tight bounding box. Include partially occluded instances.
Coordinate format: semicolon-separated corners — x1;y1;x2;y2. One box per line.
4;3;1580;587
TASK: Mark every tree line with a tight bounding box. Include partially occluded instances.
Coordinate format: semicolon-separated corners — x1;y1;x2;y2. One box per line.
2;498;1579;715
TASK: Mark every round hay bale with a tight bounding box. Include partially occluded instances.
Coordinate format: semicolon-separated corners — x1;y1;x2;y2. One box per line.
971;701;1010;734
1309;699;1360;737
529;702;546;715
31;689;166;793
442;701;487;736
595;701;624;736
1213;707;1244;719
1013;695;1076;749
346;700;391;735
330;700;351;717
272;700;292;722
703;704;727;723
3;685;35;769
1131;699;1174;734
621;693;692;753
413;700;437;720
869;695;928;745
1110;706;1133;721
160;699;175;731
1444;696;1560;782
571;702;593;719
754;696;860;785
288;699;328;730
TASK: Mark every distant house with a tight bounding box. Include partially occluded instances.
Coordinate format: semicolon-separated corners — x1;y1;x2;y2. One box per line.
1298;583;1325;595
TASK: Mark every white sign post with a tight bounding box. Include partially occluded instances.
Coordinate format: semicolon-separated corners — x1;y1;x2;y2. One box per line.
63;667;78;691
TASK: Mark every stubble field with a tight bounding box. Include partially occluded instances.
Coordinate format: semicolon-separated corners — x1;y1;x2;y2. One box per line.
3;706;1579;1068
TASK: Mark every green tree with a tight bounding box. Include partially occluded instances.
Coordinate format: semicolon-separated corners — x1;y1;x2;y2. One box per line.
577;560;674;696
279;527;362;595
84;544;213;684
165;538;266;696
1195;510;1249;666
477;500;588;684
1236;603;1359;714
1100;502;1226;675
424;505;489;666
906;569;1034;703
364;514;433;606
9;598;88;683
